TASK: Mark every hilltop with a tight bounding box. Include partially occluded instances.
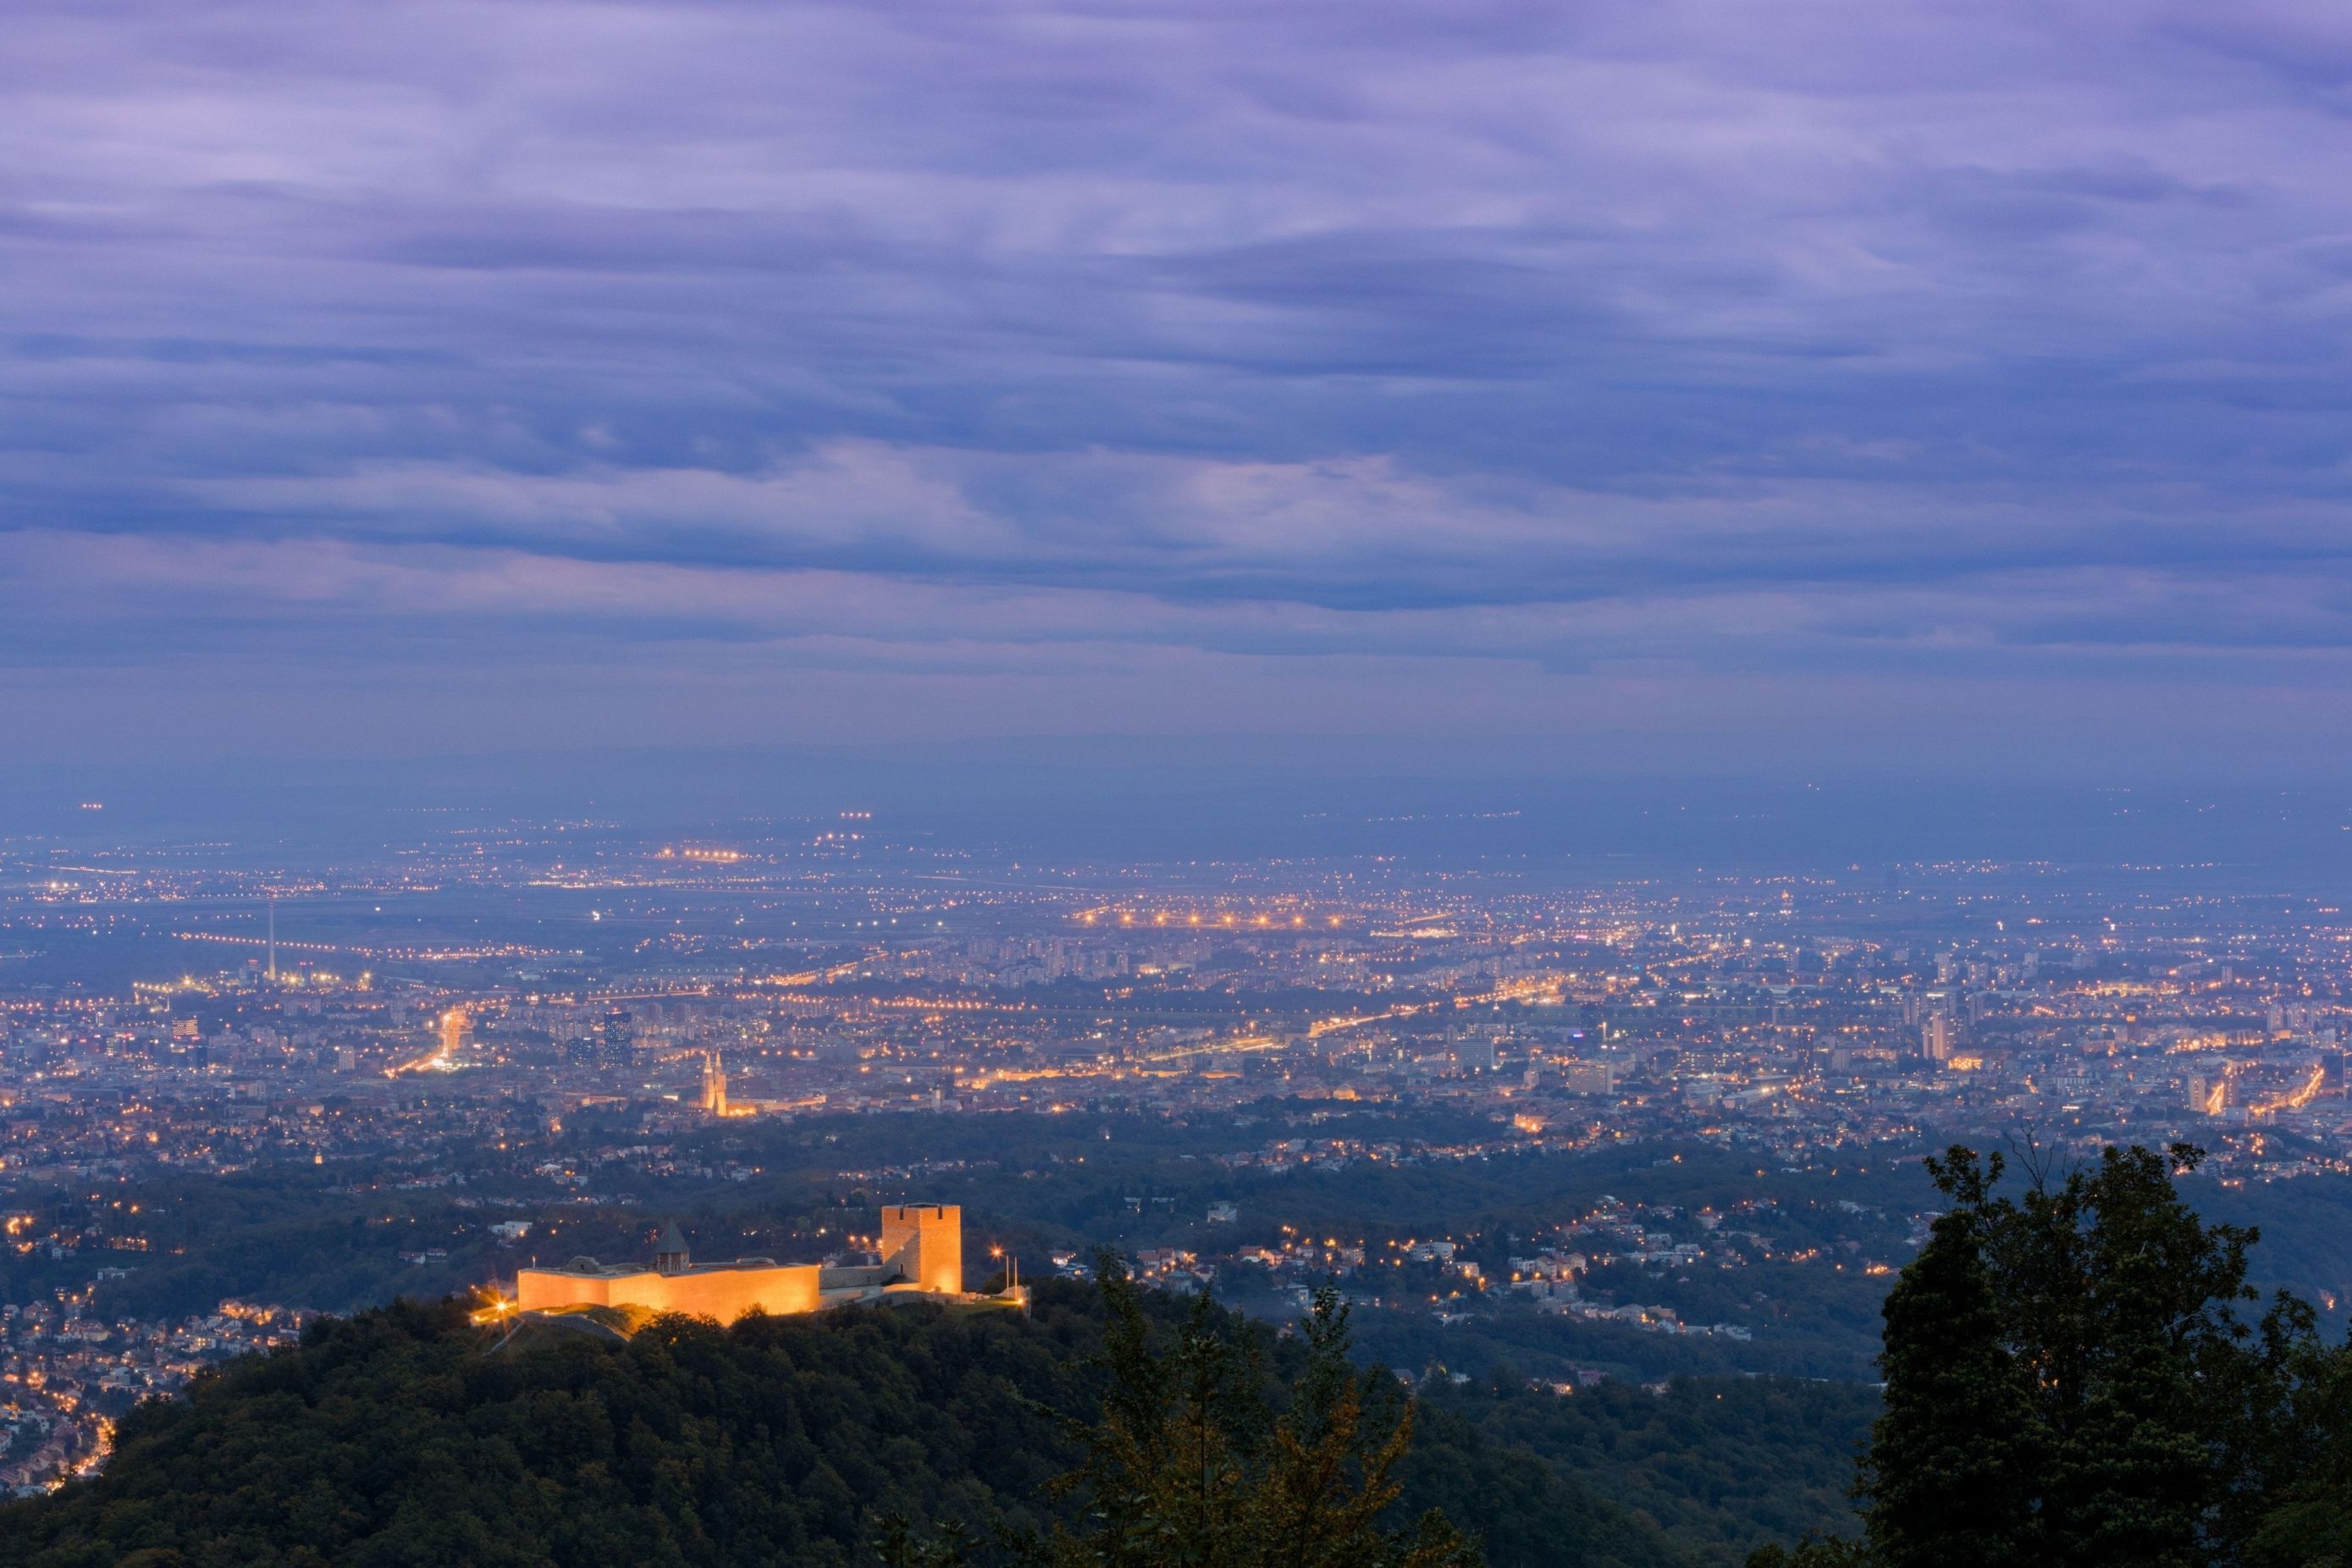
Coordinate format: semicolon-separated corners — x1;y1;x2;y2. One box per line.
0;1281;1869;1568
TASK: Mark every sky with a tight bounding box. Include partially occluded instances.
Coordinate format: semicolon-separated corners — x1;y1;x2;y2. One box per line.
8;0;2352;779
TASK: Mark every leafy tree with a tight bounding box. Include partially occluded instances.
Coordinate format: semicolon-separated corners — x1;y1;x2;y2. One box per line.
1987;1143;2254;1567
1758;1140;2348;1568
1855;1149;2040;1568
2234;1290;2352;1568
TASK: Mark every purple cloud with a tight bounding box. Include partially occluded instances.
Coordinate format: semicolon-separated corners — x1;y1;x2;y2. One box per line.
4;0;2352;768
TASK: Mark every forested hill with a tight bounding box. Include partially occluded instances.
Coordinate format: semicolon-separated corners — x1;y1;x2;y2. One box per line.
0;1282;1870;1568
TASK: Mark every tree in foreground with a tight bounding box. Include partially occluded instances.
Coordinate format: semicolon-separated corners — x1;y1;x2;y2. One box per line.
1855;1149;2043;1568
1751;1140;2346;1568
876;1259;1477;1568
1041;1256;1479;1568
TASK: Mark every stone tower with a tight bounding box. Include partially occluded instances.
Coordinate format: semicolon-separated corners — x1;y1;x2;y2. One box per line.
879;1203;961;1293
654;1219;690;1275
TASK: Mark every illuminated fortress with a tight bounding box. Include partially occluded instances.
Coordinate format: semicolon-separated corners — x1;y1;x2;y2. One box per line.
516;1204;968;1323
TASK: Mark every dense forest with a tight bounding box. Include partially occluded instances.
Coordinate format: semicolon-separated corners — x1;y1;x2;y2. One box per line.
15;1137;2344;1567
0;1274;1868;1568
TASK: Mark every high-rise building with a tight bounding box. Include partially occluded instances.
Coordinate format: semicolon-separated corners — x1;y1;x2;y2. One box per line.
2188;1074;2228;1117
1560;1058;1616;1095
1922;1013;1954;1063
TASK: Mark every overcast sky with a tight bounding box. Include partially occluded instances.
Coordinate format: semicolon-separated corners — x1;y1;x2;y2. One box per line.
8;0;2352;775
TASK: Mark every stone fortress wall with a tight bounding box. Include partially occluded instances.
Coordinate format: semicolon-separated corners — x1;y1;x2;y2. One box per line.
515;1203;964;1324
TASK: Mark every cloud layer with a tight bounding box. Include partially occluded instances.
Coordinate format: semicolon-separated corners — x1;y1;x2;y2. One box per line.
8;0;2352;767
